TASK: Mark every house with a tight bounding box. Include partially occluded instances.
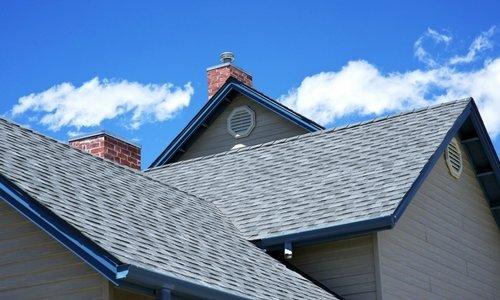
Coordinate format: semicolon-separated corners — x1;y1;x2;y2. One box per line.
0;52;499;299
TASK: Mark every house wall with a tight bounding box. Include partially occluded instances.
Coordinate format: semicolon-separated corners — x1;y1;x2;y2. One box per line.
377;141;500;299
108;285;155;300
0;200;108;299
178;95;308;161
290;235;378;300
0;200;215;300
109;286;194;300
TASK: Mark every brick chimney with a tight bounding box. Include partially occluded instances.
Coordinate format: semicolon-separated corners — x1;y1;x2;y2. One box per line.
207;52;252;99
69;131;141;170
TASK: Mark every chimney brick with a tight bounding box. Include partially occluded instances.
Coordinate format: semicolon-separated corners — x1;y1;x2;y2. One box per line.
207;53;252;99
69;132;141;170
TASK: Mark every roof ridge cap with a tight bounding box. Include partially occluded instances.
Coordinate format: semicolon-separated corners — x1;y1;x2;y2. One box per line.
148;98;471;171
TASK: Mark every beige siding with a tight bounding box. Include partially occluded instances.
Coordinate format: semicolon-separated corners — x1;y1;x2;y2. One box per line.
109;285;155;300
290;235;377;300
179;95;308;161
109;286;192;300
0;200;108;299
377;139;500;299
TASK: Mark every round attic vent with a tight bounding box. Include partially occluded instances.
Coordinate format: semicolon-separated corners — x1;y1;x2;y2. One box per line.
227;106;255;138
445;137;463;179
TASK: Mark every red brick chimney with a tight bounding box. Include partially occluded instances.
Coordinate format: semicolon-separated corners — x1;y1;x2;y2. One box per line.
69;131;141;170
207;52;252;99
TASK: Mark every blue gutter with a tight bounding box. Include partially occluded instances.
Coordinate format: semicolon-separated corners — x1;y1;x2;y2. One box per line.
149;81;324;168
123;265;251;300
256;100;475;249
0;174;124;284
255;215;394;249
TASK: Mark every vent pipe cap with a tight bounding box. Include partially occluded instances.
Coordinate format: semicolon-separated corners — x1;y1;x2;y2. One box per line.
220;52;235;63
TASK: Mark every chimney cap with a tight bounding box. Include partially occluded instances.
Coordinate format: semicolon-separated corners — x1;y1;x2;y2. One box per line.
68;130;141;148
220;52;235;63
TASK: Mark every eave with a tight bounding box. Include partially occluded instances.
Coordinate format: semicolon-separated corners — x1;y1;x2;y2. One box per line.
0;175;251;300
254;99;500;251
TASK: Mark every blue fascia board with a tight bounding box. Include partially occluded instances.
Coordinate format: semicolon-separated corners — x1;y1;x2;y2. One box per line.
469;102;500;185
392;100;473;222
0;175;124;285
255;215;394;249
123;265;251;300
149;81;323;168
233;84;324;131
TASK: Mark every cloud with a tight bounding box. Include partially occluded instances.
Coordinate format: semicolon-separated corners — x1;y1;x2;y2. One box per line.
449;26;496;65
414;27;496;68
414;28;452;67
12;77;194;131
280;58;500;138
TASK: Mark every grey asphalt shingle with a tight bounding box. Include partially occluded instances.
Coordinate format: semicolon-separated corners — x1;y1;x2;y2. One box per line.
0;118;336;299
148;99;471;241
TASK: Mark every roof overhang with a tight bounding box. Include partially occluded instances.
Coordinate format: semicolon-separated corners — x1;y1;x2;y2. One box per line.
149;79;324;168
255;99;500;250
0;174;251;300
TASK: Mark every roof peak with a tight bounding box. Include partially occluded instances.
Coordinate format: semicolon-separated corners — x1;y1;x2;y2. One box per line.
148;98;472;171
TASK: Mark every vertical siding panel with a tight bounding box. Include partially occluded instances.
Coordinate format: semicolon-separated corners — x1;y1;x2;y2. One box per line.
0;201;107;299
290;235;377;299
377;139;500;299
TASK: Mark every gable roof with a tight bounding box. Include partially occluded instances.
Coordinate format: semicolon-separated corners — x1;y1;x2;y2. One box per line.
0;119;337;299
149;79;324;167
147;98;500;248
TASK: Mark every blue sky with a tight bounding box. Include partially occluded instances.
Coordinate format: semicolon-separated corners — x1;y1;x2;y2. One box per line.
1;1;499;168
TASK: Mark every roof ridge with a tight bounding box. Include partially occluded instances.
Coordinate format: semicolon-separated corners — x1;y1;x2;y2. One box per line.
148;98;472;171
0;117;212;204
237;82;325;129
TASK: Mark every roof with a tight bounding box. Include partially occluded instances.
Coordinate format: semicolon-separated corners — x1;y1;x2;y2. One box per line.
149;79;324;167
148;98;500;246
0;118;337;299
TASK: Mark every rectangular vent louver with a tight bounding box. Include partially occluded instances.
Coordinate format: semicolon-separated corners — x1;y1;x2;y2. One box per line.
445;138;463;179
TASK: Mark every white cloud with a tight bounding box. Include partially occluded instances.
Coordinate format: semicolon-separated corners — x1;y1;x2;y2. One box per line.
281;27;500;138
414;28;452;67
12;77;194;131
449;26;496;65
280;58;500;138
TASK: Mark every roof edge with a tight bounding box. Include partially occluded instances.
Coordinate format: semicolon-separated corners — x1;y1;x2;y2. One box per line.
0;174;252;299
392;99;474;222
254;215;395;249
148;98;472;171
0;174;124;284
123;265;251;300
255;98;477;249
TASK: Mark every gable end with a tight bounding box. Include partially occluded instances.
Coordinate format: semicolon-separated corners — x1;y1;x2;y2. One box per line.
149;80;324;168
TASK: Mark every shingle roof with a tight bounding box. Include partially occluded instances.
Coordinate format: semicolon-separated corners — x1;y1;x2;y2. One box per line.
147;99;471;241
0;119;336;299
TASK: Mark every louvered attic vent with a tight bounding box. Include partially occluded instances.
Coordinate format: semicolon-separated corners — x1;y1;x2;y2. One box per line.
227;106;255;138
445;137;463;179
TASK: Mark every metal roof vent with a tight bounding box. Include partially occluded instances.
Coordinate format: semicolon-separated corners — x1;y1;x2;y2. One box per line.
220;52;235;63
227;106;255;138
445;137;463;179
